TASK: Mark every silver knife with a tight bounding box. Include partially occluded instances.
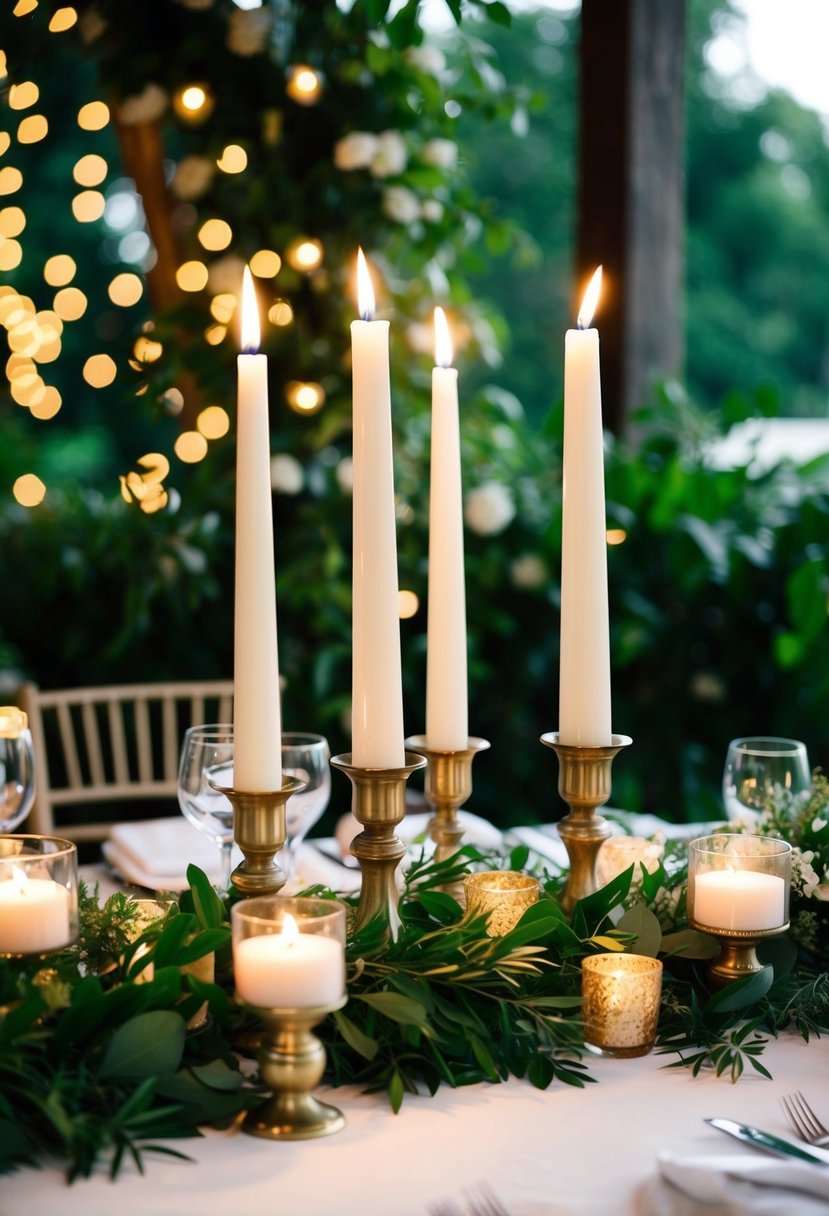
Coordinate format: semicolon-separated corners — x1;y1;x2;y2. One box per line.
706;1117;829;1167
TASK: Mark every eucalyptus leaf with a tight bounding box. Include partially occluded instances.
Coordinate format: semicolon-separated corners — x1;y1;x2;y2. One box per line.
616;903;663;958
99;1010;186;1079
660;928;719;960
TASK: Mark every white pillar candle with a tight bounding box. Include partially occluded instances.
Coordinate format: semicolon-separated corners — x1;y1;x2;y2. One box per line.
0;867;71;954
350;250;405;769
234;914;345;1008
234;266;283;791
559;266;612;746
425;307;468;751
694;868;786;931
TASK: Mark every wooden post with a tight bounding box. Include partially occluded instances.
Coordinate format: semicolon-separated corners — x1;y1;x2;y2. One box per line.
577;0;686;432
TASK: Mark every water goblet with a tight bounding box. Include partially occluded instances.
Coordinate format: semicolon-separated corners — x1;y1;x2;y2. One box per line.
177;724;235;892
278;733;331;880
0;707;35;833
723;736;811;826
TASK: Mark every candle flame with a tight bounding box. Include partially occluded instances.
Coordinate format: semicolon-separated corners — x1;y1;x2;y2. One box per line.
240;265;260;353
577;265;602;330
356;247;375;321
434;306;453;368
10;865;28;894
281;912;300;945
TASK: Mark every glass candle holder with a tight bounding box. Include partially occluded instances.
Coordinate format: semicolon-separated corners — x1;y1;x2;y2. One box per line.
688;834;791;933
687;833;791;986
0;835;79;956
581;953;663;1058
463;871;540;937
231;897;348;1140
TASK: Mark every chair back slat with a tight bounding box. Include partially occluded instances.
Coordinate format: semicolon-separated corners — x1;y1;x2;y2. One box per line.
19;680;234;841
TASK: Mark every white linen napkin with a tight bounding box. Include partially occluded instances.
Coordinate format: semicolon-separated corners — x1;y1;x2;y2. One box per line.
653;1148;829;1215
103;817;242;891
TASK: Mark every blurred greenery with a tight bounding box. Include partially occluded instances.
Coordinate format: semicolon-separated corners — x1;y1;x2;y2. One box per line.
1;1;829;832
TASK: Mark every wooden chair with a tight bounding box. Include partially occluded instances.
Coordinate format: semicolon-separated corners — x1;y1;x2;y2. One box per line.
17;680;234;842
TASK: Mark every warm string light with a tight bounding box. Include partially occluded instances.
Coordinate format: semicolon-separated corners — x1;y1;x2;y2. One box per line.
286;64;324;106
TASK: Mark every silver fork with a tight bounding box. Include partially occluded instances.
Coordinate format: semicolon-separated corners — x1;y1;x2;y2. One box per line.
781;1091;829;1147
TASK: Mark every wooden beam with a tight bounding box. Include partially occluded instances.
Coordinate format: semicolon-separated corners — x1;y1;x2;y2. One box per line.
577;0;686;432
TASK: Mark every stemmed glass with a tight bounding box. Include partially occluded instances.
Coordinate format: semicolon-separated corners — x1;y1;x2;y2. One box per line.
177;724;235;892
723;736;811;826
0;707;35;833
278;732;331;879
177;726;331;890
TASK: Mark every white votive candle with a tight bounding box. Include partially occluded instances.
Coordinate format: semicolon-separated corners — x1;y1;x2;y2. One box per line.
0;868;71;954
693;868;786;931
234;915;345;1008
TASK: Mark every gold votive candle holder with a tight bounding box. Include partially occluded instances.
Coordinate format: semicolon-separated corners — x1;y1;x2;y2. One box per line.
232;896;347;1139
0;835;79;957
581;953;663;1058
464;870;540;937
687;833;791;987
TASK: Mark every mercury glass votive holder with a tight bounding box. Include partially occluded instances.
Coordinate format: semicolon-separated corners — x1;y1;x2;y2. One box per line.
232;897;347;1140
581;953;663;1058
687;834;791;985
0;835;79;957
463;870;540;937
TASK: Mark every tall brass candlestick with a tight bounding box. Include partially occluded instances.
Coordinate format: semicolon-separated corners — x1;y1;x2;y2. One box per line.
330;751;426;937
405;735;490;900
540;733;632;914
211;778;305;898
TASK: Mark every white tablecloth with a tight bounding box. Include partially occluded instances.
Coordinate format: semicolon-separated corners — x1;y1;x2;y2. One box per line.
5;1033;827;1215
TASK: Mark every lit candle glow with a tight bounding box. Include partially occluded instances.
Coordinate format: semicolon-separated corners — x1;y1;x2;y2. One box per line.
234;912;345;1008
0;865;71;954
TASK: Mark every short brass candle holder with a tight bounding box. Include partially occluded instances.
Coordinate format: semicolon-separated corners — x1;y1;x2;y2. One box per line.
687;834;792;988
232;897;348;1140
330;751;427;937
210;778;306;898
405;734;490;900
540;732;633;914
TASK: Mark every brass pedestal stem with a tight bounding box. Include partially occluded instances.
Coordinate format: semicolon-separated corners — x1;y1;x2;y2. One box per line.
540;732;633;914
211;779;305;898
330;751;427;938
243;997;347;1140
405;735;490;900
688;919;789;989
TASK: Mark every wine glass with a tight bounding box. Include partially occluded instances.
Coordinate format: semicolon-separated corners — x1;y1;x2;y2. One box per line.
177;724;235;892
278;732;331;879
723;736;811;825
0;707;35;833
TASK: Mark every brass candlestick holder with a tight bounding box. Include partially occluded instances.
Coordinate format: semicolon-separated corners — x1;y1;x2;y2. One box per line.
243;996;348;1140
405;735;490;900
686;920;788;988
330;751;427;937
540;732;632;914
211;778;305;898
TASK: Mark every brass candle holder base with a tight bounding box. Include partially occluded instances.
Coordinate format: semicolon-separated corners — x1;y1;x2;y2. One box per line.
244;997;347;1140
688;918;789;988
405;735;490;901
330;751;427;938
211;779;306;898
540;732;632;915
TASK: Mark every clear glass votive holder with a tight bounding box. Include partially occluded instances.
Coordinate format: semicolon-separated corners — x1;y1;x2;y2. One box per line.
687;834;791;934
0;835;79;957
232;896;346;1010
581;953;664;1058
463;870;540;937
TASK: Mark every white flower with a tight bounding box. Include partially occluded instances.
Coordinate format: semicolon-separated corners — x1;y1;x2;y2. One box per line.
404;45;446;74
813;817;828;833
270;454;304;495
335;457;353;494
207;254;245;294
370;130;407;178
420;199;444;223
597;836;664;888
464;482;516;536
117;83;169;126
334;132;378;171
171;155;216;201
227;7;272;55
421;138;458;170
382;186;420;224
510;553;548;590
